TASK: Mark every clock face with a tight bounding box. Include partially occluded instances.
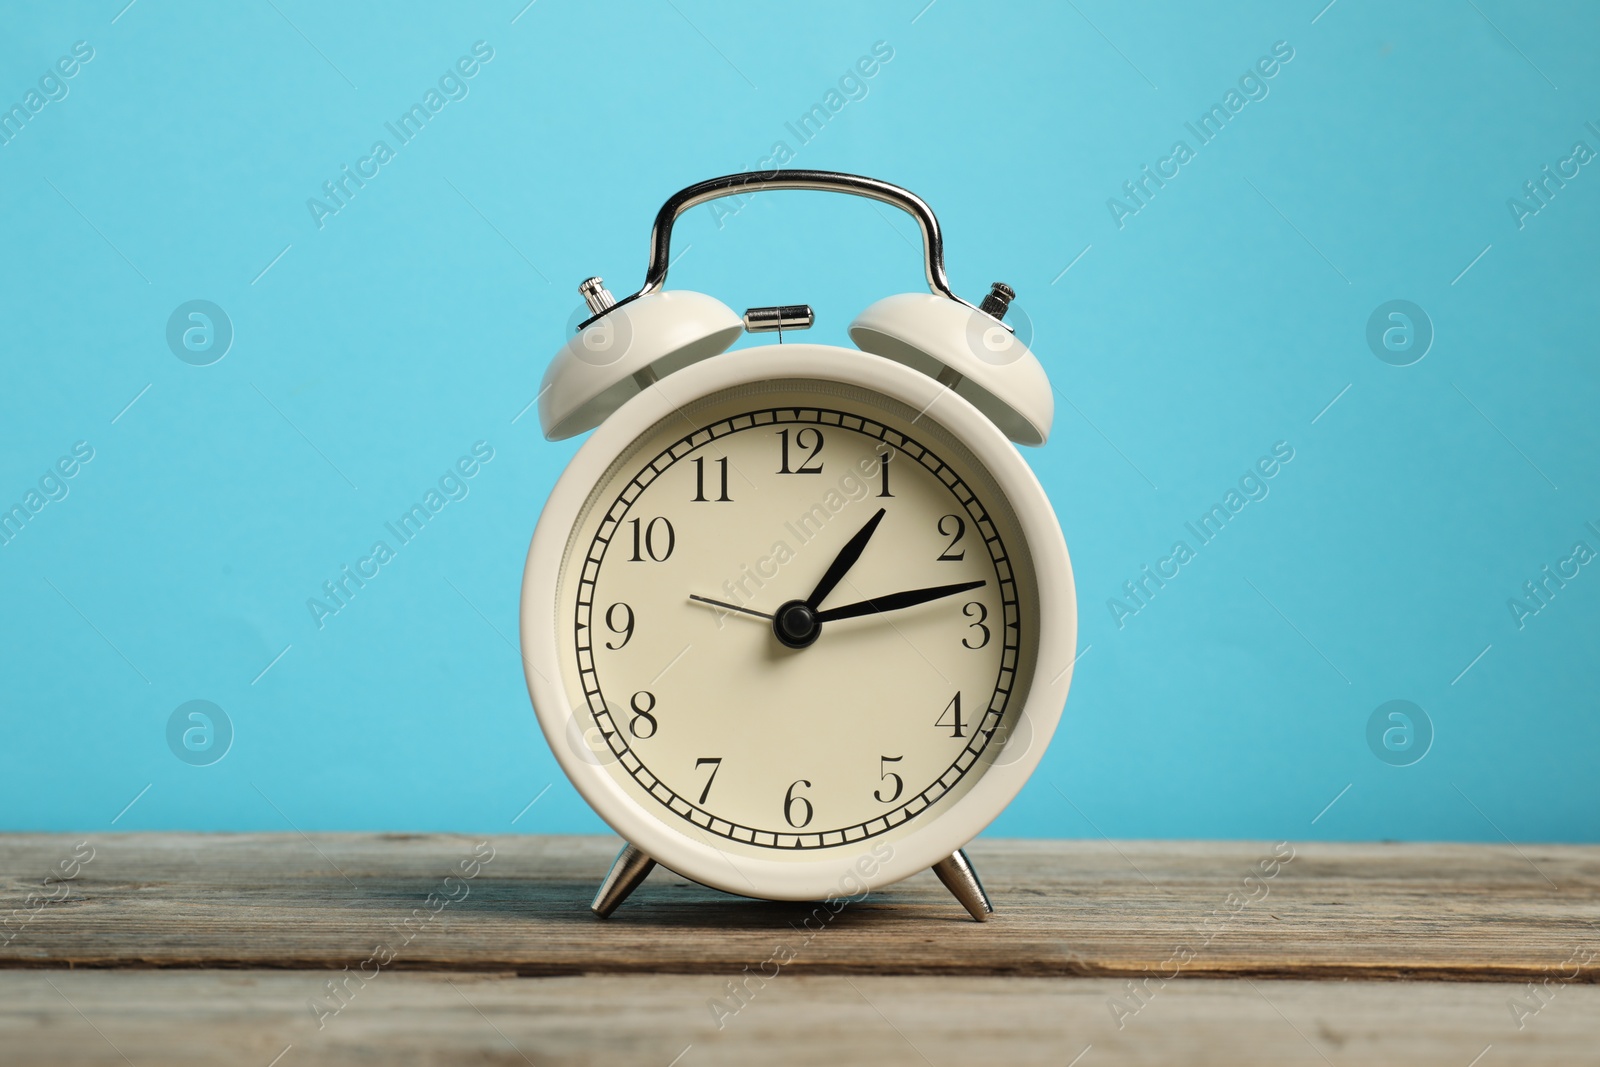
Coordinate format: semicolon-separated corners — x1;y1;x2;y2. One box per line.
554;377;1039;857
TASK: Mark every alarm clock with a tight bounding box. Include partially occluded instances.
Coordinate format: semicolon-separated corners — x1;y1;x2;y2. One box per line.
519;170;1076;920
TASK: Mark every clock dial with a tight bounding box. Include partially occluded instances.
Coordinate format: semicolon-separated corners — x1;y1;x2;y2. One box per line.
556;378;1038;856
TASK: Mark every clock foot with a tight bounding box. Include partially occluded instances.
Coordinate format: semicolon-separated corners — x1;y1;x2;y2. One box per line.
931;848;993;922
591;842;657;918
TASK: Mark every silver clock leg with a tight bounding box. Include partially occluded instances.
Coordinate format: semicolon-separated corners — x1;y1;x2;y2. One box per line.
591;842;656;918
932;848;993;922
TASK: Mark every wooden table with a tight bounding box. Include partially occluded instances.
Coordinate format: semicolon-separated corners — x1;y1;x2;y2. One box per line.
3;834;1596;1064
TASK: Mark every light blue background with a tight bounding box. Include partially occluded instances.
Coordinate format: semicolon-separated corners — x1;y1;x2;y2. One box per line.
2;1;1595;844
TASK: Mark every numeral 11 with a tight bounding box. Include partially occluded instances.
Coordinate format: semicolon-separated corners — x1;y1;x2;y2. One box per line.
692;456;731;502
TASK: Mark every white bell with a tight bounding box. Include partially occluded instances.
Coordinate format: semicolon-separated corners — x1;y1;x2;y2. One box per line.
538;290;743;441
850;293;1053;446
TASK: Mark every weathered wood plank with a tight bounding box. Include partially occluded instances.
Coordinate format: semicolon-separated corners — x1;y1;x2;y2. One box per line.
3;834;1596;980
4;970;1595;1066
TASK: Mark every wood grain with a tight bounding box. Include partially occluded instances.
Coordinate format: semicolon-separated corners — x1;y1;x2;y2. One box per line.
4;970;1595;1066
3;834;1597;981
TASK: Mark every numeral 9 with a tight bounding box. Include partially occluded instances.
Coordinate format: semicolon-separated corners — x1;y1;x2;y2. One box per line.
604;603;634;649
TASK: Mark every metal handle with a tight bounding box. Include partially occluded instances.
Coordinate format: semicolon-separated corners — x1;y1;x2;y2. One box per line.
583;170;980;326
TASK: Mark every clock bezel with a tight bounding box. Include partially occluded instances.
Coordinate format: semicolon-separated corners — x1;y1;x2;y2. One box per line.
520;343;1077;901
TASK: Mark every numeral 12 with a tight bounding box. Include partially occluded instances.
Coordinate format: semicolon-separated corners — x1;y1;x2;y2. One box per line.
777;428;824;474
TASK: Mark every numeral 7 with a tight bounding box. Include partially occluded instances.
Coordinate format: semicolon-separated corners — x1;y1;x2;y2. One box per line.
694;757;722;804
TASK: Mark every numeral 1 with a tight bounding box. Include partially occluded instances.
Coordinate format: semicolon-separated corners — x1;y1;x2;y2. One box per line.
877;449;893;498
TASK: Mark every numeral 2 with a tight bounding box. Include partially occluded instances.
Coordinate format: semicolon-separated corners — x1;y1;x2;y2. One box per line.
937;514;966;561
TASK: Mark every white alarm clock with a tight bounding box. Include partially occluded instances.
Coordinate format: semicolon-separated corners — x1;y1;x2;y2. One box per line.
520;171;1076;920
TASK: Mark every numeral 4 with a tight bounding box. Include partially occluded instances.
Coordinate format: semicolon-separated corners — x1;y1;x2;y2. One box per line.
936;693;965;738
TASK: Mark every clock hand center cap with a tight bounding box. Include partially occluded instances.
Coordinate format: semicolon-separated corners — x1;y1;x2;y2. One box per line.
773;599;821;649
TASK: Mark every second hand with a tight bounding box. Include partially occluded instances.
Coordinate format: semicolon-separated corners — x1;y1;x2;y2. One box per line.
688;594;774;621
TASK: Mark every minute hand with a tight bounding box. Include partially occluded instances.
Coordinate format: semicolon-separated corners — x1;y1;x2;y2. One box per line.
813;580;986;623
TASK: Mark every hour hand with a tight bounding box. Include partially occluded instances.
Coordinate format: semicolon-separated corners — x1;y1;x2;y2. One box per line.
813;580;986;623
805;507;886;609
